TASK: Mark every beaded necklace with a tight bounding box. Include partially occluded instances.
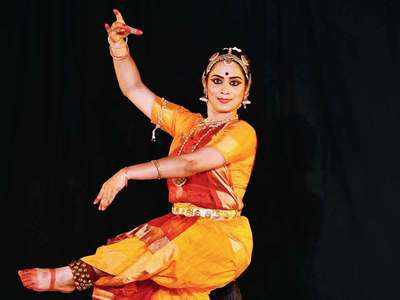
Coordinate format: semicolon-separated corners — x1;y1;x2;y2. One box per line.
171;116;238;187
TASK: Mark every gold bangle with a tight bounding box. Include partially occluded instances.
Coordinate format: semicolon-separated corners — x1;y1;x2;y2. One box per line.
151;160;162;179
109;46;130;61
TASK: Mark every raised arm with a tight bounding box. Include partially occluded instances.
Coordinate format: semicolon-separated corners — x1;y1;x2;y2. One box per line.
105;9;156;119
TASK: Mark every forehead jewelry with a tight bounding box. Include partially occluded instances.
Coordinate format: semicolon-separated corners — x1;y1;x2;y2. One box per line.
224;46;242;53
204;47;250;81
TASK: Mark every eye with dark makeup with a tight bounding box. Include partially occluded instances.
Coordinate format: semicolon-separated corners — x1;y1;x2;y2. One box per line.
211;78;223;84
230;80;242;86
211;78;242;86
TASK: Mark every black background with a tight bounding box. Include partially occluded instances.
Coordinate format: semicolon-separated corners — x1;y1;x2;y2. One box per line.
3;0;399;299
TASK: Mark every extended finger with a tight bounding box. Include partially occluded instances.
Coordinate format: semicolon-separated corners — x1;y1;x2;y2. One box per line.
93;195;101;205
98;196;107;210
124;25;143;36
99;193;108;210
113;9;125;24
103;189;118;210
104;23;111;34
94;189;104;204
99;199;108;211
99;192;112;210
101;197;113;211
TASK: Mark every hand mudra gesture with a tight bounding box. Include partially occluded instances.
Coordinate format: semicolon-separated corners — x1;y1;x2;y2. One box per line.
104;9;143;43
93;168;128;211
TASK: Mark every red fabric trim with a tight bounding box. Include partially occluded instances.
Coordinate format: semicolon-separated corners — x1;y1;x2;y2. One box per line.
150;214;198;241
94;280;159;300
82;260;100;282
106;213;198;247
167;123;236;209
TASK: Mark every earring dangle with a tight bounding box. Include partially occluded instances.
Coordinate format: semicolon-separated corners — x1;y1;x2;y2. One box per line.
199;91;208;102
242;98;251;109
199;96;208;102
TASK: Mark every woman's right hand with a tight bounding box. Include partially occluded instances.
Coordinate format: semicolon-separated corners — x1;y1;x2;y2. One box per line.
104;9;143;44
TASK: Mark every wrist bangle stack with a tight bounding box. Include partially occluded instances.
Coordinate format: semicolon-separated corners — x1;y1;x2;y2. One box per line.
108;36;129;61
151;160;162;180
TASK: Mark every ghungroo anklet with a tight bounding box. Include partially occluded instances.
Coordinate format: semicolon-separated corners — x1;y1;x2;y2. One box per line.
68;260;97;291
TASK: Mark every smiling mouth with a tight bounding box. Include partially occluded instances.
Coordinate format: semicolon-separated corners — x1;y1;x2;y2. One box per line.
217;98;231;104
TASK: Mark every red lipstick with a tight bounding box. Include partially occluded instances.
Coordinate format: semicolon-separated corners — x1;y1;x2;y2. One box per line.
217;98;231;104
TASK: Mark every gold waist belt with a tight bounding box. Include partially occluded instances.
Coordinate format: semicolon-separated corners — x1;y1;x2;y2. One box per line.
172;203;241;220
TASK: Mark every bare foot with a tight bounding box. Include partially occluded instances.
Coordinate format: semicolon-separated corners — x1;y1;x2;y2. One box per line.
18;267;75;293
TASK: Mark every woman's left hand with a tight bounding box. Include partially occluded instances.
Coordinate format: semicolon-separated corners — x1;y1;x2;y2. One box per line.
93;169;127;211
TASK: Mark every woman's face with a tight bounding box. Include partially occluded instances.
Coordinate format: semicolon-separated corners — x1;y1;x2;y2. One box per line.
205;61;248;114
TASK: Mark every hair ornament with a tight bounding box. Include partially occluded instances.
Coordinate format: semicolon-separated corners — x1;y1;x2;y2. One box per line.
209;52;220;61
204;46;251;81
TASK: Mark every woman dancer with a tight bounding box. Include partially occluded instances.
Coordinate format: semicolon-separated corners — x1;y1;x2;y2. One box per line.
18;9;257;299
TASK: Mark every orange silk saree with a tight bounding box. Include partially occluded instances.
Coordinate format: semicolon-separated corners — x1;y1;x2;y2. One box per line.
81;96;257;299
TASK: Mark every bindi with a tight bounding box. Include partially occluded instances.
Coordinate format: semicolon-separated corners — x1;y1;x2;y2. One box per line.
225;72;229;76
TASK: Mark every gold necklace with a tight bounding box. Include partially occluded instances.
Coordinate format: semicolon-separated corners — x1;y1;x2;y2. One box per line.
200;116;238;128
171;116;238;187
